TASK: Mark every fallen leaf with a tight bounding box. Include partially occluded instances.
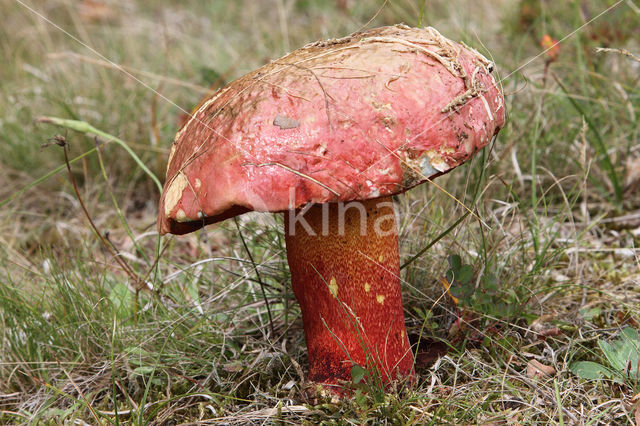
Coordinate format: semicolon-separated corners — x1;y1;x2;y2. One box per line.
222;361;244;373
537;327;563;340
441;277;459;305
77;1;118;23
527;360;555;379
624;156;640;197
531;314;555;332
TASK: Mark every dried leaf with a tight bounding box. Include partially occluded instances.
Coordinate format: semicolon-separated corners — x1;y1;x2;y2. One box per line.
537;327;563;339
531;314;555;332
441;277;459;305
527;360;555;379
222;361;244;373
78;1;118;23
624;156;640;196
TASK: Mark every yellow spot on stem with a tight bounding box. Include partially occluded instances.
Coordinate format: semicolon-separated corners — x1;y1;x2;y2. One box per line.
376;294;386;305
328;277;338;298
378;255;383;262
364;283;371;293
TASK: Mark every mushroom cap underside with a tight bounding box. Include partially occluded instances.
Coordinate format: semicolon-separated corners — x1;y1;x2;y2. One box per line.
159;25;506;235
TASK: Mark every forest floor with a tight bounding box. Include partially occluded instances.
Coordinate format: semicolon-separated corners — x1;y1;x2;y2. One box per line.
1;0;639;424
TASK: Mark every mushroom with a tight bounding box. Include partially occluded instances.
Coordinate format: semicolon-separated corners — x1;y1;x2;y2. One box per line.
158;25;505;389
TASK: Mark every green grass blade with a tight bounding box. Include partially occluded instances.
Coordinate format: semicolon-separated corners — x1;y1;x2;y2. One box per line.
553;76;623;206
36;116;163;193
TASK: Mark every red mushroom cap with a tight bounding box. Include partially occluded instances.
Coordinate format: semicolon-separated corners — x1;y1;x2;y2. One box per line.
159;25;505;235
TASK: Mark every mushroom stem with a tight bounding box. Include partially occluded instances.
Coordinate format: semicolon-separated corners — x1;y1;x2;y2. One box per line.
285;196;414;387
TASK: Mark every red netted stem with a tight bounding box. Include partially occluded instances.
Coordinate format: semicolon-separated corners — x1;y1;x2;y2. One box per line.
285;197;414;387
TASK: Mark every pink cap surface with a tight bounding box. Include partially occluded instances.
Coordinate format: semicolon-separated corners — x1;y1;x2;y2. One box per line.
159;25;505;235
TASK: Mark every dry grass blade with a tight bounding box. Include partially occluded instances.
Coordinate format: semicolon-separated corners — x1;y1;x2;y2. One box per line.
596;47;640;62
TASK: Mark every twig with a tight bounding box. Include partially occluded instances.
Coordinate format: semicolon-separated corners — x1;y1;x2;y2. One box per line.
596;47;640;62
53;135;147;291
56;358;102;425
506;364;579;423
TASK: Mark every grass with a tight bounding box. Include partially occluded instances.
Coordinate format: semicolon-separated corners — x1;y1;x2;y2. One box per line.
1;0;639;423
